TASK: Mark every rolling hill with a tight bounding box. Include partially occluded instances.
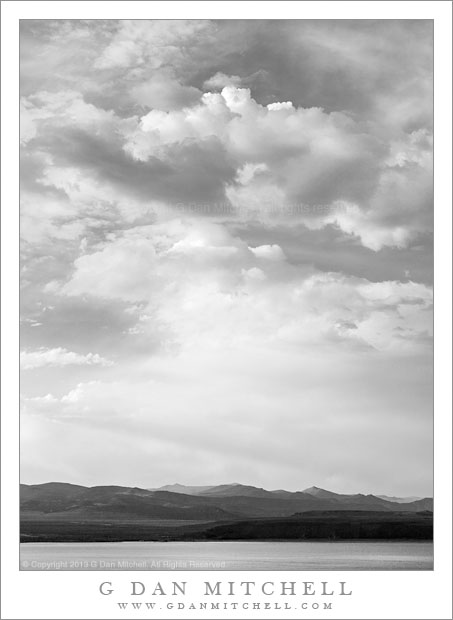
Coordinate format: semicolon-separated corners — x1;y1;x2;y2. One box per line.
21;482;433;520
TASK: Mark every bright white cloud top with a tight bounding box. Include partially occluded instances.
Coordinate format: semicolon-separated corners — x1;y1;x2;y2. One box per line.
20;20;433;495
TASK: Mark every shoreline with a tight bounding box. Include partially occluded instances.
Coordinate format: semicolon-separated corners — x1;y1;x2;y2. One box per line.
20;538;434;544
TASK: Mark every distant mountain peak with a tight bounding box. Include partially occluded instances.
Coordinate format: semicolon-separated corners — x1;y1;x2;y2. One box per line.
302;486;342;499
377;494;424;504
152;483;217;495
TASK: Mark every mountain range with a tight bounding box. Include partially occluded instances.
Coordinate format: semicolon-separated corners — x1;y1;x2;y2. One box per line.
20;482;433;543
21;482;432;521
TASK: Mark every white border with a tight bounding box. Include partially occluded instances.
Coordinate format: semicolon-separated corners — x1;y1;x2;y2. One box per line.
2;2;451;619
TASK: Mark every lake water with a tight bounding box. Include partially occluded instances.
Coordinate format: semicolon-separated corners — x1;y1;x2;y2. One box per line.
20;541;433;571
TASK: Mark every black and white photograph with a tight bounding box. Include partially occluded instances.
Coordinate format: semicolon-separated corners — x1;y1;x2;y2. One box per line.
2;3;452;618
18;16;436;574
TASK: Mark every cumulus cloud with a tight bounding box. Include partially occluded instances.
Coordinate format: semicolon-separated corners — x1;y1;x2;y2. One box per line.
58;219;432;353
21;348;113;370
118;85;431;249
21;68;432;251
124;86;371;171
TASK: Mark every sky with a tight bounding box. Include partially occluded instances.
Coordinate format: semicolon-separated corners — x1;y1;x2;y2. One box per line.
20;20;433;495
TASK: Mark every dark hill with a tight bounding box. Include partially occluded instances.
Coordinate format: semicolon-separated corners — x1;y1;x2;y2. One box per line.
199;511;433;541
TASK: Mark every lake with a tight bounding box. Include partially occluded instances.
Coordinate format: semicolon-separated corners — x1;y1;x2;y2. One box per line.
20;541;433;570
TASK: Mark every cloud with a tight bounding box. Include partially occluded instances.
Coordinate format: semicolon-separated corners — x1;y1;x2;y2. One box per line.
19;20;433;136
131;72;202;111
21;56;432;251
22;92;236;215
229;20;432;130
59;219;432;353
20;90;118;145
203;72;242;90
119;85;431;248
94;20;213;71
249;244;286;261
21;348;113;370
20;345;433;494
